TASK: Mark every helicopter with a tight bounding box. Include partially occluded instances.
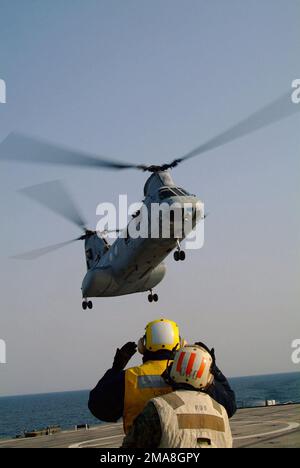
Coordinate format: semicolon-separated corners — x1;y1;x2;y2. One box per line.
12;175;203;308
0;91;299;308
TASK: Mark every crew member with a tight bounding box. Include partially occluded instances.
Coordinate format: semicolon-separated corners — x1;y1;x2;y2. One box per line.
88;320;236;435
122;344;234;448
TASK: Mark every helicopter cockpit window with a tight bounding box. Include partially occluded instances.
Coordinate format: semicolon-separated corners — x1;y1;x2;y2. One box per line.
178;187;190;196
159;188;177;200
172;187;191;196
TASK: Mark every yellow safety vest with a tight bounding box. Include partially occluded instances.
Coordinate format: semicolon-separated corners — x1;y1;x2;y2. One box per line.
123;360;171;435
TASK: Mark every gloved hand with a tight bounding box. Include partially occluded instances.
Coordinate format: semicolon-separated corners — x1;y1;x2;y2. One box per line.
194;342;218;377
112;342;137;371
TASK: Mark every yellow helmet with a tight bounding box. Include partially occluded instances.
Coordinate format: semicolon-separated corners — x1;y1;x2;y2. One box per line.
138;318;181;354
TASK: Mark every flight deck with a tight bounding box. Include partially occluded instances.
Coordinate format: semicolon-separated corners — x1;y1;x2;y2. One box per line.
0;404;299;449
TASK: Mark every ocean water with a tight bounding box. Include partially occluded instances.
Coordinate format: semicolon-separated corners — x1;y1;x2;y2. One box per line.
0;372;299;439
230;372;300;408
0;390;100;439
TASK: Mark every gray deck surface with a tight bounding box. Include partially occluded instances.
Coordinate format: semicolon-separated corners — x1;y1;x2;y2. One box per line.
0;404;299;448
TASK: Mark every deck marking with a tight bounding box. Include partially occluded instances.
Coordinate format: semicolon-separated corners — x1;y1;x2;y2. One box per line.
69;434;122;449
234;421;299;440
69;421;300;447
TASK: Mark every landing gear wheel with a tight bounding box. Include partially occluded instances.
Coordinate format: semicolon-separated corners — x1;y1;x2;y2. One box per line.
82;301;87;310
87;301;93;310
174;250;185;261
174;251;180;262
148;291;158;303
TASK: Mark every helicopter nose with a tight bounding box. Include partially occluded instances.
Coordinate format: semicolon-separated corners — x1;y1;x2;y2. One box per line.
161;199;202;239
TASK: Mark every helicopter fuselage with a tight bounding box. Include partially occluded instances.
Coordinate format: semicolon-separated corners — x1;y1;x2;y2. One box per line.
81;171;203;299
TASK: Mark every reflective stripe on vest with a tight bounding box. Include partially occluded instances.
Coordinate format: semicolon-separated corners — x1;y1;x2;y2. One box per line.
123;360;171;435
177;414;225;432
138;375;169;389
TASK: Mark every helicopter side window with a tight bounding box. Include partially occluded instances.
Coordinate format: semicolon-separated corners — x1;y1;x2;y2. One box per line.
86;249;93;260
102;238;110;252
86;248;94;269
125;227;130;244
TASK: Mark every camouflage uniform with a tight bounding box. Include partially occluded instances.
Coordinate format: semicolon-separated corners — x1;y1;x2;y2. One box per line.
122;402;161;448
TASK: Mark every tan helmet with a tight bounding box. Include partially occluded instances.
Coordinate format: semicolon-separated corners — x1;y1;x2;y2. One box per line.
168;344;214;390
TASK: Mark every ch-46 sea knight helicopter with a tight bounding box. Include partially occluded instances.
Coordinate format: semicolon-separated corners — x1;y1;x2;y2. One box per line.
0;91;299;307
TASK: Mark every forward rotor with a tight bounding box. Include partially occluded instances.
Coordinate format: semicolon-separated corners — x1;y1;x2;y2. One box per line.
1;91;299;174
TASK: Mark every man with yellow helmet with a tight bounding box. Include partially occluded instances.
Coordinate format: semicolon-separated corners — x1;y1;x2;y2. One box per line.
88;319;236;436
124;319;183;434
89;318;181;434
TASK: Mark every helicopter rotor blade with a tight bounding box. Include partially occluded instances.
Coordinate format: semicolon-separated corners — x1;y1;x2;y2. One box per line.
1;91;298;175
0;133;149;172
168;91;300;168
20;180;87;230
11;238;79;260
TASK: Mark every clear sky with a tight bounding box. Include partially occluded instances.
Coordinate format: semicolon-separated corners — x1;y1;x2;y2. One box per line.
0;0;299;396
